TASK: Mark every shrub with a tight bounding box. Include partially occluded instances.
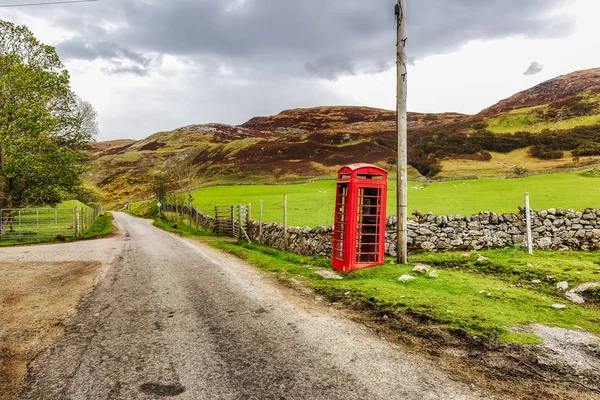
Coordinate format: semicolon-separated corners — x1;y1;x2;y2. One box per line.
514;166;528;175
471;121;488;131
69;186;102;206
480;151;492;161
573;145;600;157
529;145;564;160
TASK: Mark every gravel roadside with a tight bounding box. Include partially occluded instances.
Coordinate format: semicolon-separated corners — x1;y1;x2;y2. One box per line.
0;231;122;400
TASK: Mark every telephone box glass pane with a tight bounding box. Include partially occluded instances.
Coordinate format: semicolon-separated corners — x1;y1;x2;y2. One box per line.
333;183;349;261
356;187;382;264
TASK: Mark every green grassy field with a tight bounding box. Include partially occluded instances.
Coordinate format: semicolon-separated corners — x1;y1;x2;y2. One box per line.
186;170;600;227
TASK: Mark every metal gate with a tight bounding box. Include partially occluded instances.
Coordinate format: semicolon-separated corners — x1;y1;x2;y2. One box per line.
213;205;249;239
214;206;234;235
0;208;76;241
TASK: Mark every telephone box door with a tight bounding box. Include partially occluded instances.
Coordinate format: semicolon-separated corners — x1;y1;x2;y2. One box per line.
332;164;388;273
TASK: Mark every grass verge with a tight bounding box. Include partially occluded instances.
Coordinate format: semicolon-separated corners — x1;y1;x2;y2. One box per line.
79;213;116;239
211;242;600;344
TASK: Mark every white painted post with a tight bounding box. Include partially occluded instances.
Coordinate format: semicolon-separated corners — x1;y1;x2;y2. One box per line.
283;194;288;250
525;192;533;255
75;207;80;237
259;199;263;244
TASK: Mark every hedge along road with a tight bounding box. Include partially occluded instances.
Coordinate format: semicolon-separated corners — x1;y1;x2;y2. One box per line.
21;213;489;400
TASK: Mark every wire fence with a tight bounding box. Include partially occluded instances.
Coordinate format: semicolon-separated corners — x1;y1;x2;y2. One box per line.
162;202;251;240
0;205;103;241
192;196;336;228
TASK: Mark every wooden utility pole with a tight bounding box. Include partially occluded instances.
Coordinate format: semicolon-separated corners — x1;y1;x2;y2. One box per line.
396;0;408;264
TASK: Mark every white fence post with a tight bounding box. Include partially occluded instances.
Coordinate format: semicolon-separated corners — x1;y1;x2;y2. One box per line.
75;207;80;237
525;192;533;255
259;199;263;244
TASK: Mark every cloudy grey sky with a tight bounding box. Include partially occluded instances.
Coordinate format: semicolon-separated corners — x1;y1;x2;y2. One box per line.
1;0;598;141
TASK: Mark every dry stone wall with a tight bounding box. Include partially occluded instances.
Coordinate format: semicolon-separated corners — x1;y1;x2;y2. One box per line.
388;207;600;255
247;221;333;257
246;208;600;257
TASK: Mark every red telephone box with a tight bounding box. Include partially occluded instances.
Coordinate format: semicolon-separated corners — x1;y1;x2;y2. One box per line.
332;164;388;274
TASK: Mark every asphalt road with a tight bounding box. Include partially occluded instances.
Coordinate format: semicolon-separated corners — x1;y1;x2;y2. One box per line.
21;212;487;400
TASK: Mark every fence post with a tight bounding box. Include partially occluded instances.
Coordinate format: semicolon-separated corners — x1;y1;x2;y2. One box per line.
259;199;263;244
231;206;235;237
238;204;243;241
283;194;288;250
75;207;80;237
525;192;533;255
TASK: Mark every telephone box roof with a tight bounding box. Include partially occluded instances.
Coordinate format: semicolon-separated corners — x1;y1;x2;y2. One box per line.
338;163;387;175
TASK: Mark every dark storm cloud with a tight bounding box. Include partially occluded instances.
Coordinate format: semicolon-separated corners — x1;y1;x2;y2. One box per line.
57;39;158;75
42;0;573;78
524;61;544;76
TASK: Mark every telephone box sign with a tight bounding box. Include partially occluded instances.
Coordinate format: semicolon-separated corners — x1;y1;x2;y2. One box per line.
332;164;388;274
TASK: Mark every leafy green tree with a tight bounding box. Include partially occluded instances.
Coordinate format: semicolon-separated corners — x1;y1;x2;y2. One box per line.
0;20;95;213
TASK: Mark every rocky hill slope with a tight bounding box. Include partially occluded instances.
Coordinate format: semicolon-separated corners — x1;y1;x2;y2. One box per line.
87;68;600;203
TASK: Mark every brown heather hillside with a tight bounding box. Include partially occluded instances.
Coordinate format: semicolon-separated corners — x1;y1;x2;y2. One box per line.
87;107;467;203
243;106;465;132
87;68;600;203
479;68;600;116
